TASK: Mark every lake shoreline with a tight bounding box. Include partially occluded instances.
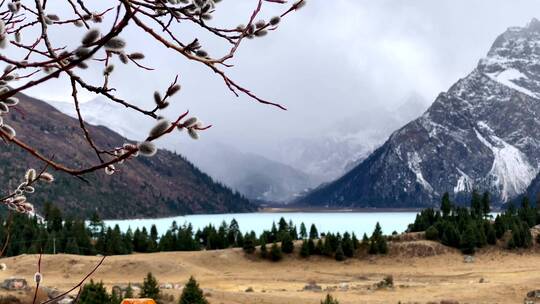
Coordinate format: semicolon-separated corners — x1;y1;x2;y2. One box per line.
259;207;423;213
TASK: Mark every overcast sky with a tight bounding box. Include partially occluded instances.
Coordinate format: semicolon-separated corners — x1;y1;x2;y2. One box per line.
17;0;540;156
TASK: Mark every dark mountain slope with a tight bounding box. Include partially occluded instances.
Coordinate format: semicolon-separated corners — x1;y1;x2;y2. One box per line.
0;94;255;219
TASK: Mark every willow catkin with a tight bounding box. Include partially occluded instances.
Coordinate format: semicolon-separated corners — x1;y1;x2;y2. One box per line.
1;124;16;139
183;117;198;128
137;141;157;157
39;172;55;183
25;168;36;182
0;102;9;113
149;119;171;137
105;37;126;51
4;97;19;106
105;165;115;176
188;128;199;140
82;28;100;46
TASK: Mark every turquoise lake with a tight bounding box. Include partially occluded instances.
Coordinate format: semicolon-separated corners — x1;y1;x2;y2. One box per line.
103;212;420;236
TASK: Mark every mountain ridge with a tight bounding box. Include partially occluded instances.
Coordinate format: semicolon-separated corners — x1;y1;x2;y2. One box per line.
299;19;540;208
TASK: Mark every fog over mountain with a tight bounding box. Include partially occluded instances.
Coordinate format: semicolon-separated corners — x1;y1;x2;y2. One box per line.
25;1;540;202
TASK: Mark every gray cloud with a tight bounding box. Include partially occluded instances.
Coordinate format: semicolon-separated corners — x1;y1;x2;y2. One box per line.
14;0;540;159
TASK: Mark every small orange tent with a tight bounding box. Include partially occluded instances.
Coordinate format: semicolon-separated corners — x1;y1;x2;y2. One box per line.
120;299;156;304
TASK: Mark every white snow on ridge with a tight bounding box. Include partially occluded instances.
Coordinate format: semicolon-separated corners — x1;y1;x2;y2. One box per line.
475;122;537;201
485;68;538;99
454;168;473;193
407;152;434;192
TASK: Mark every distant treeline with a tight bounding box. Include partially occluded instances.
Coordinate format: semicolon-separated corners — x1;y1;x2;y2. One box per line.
0;202;383;260
409;191;540;254
1;191;538;259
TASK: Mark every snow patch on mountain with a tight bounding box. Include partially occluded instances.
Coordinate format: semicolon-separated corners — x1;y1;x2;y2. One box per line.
407;152;434;192
454;169;473;193
475;122;537;201
486;68;537;98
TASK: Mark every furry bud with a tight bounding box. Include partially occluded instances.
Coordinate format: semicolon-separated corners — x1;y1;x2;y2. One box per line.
269;16;281;26
1;124;16;139
25;168;36;182
105;37;126;51
105;165;115;176
137;141;157;157
167;84;181;96
82;28;100;46
0;102;9;113
183;117;198;128
188;128;199;140
34;272;42;284
149;119;171;137
39;172;54;183
4;97;19;106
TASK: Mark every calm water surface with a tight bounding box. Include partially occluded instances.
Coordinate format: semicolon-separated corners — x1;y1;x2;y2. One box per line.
104;212;419;236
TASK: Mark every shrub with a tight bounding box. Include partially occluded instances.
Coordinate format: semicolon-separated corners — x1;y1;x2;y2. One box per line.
425;226;439;241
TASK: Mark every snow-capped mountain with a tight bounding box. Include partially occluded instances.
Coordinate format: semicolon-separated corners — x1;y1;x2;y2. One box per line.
299;19;540;207
273;93;428;183
48;97;148;141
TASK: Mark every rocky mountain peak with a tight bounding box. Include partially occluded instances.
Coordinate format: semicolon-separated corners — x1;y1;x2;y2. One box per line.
299;19;540;208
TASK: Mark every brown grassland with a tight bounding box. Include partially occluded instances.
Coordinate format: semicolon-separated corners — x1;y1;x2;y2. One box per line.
1;239;540;304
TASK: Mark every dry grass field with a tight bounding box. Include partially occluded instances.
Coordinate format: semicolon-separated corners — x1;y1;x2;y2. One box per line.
1;240;540;304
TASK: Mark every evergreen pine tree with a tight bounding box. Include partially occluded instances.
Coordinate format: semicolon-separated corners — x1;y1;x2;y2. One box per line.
281;233;294;254
300;222;307;239
460;224;477;254
334;243;345;261
270;242;283;262
309;224;319;239
149;225;159;252
486;223;497;245
307;238;315;254
441;192;452;218
470;190;482;218
320;294;339;304
178;276;209;304
351;233;359;250
425;226;439;241
65;238;80;255
278;217;288;232
341;232;354;258
481;192;491;218
110;288;122;304
314;239;323;255
78;280;110;304
88;211;103;238
140;272;160;300
124;283;134;298
260;239;268;259
242;236;256;254
300;239;310;258
322;238;333;257
361;233;369;248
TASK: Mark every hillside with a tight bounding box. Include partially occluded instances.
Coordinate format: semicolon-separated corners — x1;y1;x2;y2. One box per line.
299;19;540;208
0;94;255;219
